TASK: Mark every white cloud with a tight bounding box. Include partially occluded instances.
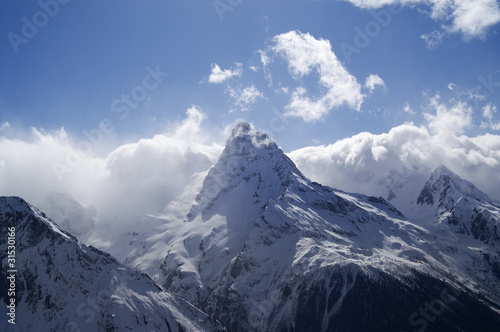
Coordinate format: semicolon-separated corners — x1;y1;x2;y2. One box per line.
269;30;365;122
364;74;386;92
0;108;223;216
0;121;10;131
424;94;472;140
403;102;416;114
482;103;496;120
227;85;264;112
481;104;500;130
449;0;500;38
344;0;500;46
208;63;243;83
288;97;500;214
258;50;273;86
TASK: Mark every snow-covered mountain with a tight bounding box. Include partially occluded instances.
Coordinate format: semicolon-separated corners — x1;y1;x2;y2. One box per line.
411;165;500;302
4;122;500;331
133;122;500;331
416;165;500;245
0;196;224;332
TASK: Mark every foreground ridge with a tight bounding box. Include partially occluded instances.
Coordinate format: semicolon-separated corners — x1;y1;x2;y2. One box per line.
0;196;224;332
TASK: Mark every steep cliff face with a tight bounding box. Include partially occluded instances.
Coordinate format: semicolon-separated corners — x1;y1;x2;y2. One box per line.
0;196;224;332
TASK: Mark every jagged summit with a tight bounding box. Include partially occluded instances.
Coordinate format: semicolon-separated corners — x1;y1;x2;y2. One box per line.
416;165;500;245
221;121;299;174
417;165;492;207
188;122;302;220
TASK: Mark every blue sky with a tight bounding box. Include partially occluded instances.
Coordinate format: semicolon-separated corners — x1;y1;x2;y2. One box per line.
2;0;499;149
1;0;500;211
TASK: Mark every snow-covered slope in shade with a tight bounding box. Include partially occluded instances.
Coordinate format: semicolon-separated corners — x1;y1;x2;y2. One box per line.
135;122;500;331
0;196;224;332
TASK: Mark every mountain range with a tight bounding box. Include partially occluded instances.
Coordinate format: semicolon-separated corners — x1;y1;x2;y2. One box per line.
2;122;500;331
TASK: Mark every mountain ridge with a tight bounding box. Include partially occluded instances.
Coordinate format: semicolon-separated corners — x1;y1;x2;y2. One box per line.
0;196;224;332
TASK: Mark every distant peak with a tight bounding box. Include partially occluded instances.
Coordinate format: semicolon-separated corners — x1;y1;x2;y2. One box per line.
417;165;491;206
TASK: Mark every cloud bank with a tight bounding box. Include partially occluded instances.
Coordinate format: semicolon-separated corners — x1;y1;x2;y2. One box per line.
0;107;223;216
289;95;500;208
1;94;499;225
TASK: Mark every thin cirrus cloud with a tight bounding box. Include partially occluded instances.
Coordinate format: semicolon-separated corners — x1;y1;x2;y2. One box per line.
208;63;243;84
227;85;264;112
265;30;366;122
343;0;500;47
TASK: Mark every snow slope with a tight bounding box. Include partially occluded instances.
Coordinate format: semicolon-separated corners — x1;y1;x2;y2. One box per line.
0;196;224;332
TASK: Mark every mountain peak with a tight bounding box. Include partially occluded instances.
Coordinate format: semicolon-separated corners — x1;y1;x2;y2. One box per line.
416;166;500;245
231;121;253;136
224;121;276;158
434;164;454;176
187;123;302;220
417;165;491;207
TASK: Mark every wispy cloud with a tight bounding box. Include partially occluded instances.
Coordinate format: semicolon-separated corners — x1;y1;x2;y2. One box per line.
364;74;386;92
0;121;10;131
481;104;500;130
208;63;243;84
403;102;416;115
227;85;264;112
